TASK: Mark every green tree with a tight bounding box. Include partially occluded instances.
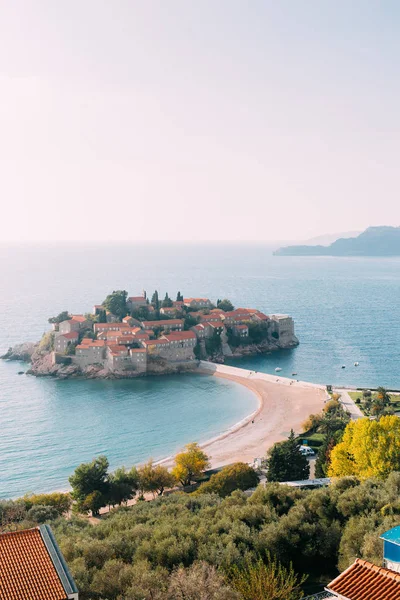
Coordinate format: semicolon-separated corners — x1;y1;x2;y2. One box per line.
23;492;72;516
172;443;210;486
217;299;234;312
176;291;184;302
196;463;259;497
69;455;110;516
184;314;199;330
229;556;306;600
108;466;138;506
102;290;128;320
48;311;70;324
151;290;160;310
267;430;310;482
97;308;107;323
162;293;173;308
138;461;176;497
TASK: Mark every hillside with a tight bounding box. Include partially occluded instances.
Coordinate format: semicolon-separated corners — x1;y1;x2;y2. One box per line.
274;226;400;256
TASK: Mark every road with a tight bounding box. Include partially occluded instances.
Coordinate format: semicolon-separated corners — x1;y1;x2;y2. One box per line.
335;388;364;420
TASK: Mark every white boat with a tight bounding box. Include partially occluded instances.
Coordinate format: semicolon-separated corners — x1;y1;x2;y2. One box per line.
275;367;282;372
354;362;359;366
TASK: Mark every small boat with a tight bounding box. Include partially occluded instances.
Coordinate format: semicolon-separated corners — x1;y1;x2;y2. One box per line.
275;367;282;372
341;365;346;369
354;362;359;366
292;372;297;376
17;371;24;375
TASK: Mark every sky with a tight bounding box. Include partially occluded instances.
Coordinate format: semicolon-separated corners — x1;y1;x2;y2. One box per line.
0;1;399;243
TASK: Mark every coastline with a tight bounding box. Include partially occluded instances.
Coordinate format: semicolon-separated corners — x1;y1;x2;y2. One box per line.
157;366;328;470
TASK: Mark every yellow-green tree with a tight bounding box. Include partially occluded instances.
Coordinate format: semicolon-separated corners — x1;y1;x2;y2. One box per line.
328;415;400;479
172;443;210;486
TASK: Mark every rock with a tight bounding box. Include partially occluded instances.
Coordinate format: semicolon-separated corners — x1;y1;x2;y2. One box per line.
1;342;38;362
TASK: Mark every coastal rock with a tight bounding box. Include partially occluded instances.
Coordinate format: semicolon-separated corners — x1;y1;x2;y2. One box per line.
1;342;38;362
229;337;299;358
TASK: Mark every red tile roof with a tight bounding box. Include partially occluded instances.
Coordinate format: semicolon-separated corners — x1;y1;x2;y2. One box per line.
235;325;248;330
107;345;128;353
0;528;68;600
94;322;129;330
142;319;183;327
161;331;196;342
128;296;146;302
327;558;400;600
253;311;269;320
70;315;87;322
207;320;224;328
76;340;105;349
143;339;170;346
60;331;79;340
130;348;147;353
184;298;210;303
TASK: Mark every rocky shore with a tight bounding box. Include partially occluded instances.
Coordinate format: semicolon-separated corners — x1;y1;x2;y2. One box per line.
2;336;298;380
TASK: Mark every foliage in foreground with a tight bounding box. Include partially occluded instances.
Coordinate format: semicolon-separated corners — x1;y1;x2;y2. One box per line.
46;473;400;599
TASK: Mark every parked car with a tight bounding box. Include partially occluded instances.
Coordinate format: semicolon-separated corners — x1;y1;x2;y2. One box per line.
300;445;315;456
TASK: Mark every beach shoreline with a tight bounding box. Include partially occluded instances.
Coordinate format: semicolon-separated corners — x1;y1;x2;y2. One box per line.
157;365;328;470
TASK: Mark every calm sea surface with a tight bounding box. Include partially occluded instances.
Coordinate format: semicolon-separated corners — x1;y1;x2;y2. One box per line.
0;243;399;497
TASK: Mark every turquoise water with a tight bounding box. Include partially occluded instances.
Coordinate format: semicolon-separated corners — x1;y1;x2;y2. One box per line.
0;243;399;497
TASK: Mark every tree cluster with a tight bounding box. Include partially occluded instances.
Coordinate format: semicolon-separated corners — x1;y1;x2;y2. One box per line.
68;456;176;516
48;473;400;599
102;290;128;320
266;430;310;482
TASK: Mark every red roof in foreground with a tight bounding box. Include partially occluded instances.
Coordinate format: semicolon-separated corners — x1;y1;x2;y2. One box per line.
0;528;68;600
327;558;400;600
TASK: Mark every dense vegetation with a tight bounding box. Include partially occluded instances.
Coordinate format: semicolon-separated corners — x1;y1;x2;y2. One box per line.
3;474;399;599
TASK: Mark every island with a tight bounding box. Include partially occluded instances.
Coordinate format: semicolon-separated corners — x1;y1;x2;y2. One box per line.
2;290;298;378
274;226;400;256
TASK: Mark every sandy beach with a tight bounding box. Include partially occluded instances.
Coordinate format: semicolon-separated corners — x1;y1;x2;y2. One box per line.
160;364;328;470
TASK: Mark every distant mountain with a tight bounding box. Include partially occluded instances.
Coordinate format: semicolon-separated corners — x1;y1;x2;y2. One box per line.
303;231;361;246
274;227;400;257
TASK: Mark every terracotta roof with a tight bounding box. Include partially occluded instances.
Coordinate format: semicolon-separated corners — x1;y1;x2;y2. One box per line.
143;339;170;346
327;558;400;599
184;298;210;303
60;331;79;340
107;344;128;352
76;340;105;349
207;320;224;328
70;315;87;322
235;325;248;330
94;322;129;330
142;319;183;327
161;331;196;342
128;296;146;302
116;335;135;344
0;525;77;600
253;311;269;320
130;348;146;353
134;333;150;339
192;324;205;331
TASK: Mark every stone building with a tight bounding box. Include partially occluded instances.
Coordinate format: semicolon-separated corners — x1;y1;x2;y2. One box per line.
183;298;212;309
270;314;296;344
73;340;106;369
160;331;197;361
54;331;79;353
141;319;183;331
59;315;88;335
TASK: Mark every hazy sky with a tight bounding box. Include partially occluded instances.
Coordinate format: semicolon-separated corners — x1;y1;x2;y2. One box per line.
1;1;399;242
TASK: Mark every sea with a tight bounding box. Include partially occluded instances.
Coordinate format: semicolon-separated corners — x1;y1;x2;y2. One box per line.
0;243;399;498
